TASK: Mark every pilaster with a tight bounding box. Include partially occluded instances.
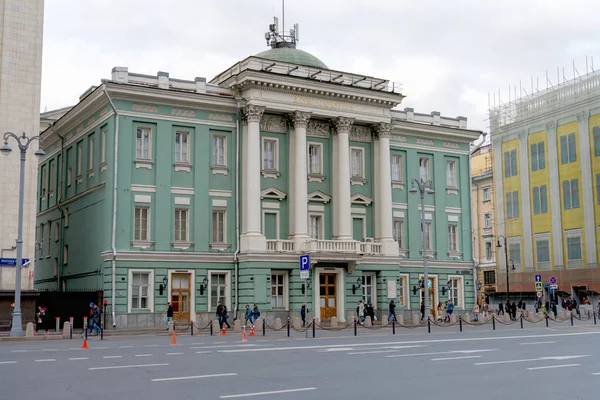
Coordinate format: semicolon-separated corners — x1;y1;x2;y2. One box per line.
491;136;506;270
331;117;354;240
546;122;565;268
577;110;597;267
518;131;534;271
288;111;311;250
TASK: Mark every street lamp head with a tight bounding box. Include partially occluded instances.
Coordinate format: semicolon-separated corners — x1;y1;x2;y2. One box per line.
409;186;418;194
496;240;502;248
426;187;435;195
34;147;46;158
0;141;11;156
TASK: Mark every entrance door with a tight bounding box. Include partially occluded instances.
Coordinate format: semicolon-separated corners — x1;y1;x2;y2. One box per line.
319;273;337;319
420;277;436;318
171;273;191;323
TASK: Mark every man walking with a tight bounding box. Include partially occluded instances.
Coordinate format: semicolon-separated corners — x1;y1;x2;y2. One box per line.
166;301;173;330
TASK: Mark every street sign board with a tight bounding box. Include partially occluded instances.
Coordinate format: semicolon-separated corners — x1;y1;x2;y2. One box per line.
550;284;559;290
537;291;543;298
300;270;310;280
535;274;542;282
549;276;557;285
299;254;310;271
535;282;543;292
0;258;30;266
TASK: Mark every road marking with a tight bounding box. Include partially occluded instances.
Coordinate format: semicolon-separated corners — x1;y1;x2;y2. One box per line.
192;344;259;350
220;387;317;398
10;350;28;353
142;345;159;347
592;373;600;376
321;348;354;352
92;347;109;350
166;353;184;356
69;357;89;361
89;363;169;370
42;349;58;351
475;355;589;366
214;341;227;344
152;373;238;382
35;359;56;362
0;361;17;364
348;345;427;355
119;345;134;348
387;349;497;358
519;341;555;345
527;364;581;370
103;356;122;359
135;354;153;357
431;356;482;361
195;351;213;354
191;343;205;345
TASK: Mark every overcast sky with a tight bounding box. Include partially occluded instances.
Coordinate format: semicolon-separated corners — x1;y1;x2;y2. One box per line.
41;0;600;133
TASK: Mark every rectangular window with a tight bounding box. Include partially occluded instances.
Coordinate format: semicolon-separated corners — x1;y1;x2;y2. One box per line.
560;133;576;164
485;241;493;261
101;129;107;165
46;220;51;257
308;143;322;175
134;206;150;241
64;207;69;227
393;220;404;249
597;174;600;204
38;224;44;258
483;271;495;285
212;210;225;243
54;222;60;242
131;272;150;310
567;236;582;260
482;187;490;201
419;157;429;181
530;142;545;171
309;215;322;240
63;245;68;265
262;138;277;170
88;135;94;171
174;131;189;163
509;242;521;263
594;126;600;157
67;168;72;187
77;141;83;177
398;275;407;306
446;160;457;188
449;278;462;308
40;165;47;197
423;222;432;250
271;273;285;309
49;160;56;196
212;136;226;166
210;273;227;311
506;191;519;218
484;212;491;229
448;224;458;252
391;154;402;182
504;150;517;177
532;185;548;214
174;208;188;242
362;273;375;305
136;128;151;160
562;179;580;209
350;147;364;178
536;239;550;262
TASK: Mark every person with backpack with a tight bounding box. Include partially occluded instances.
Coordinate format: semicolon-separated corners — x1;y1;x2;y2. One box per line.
252;304;260;325
166;301;173;330
445;300;454;322
216;301;231;330
244;304;253;325
388;300;397;322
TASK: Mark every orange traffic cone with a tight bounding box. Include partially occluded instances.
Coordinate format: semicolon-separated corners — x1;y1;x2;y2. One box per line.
81;338;89;349
221;327;226;336
241;327;247;342
249;325;255;336
171;328;177;345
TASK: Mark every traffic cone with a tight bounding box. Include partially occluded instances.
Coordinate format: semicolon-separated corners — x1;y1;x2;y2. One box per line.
249;325;255;336
81;338;89;349
241;327;247;342
170;328;177;345
221;327;226;336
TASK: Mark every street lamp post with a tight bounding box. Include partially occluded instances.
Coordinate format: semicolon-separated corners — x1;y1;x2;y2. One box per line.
496;235;515;302
409;178;435;323
1;132;45;337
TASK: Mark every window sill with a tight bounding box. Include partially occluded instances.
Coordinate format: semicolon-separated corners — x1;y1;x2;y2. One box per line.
447;251;463;259
76;175;83;184
131;240;155;249
210;243;231;251
171;241;194;250
87;169;94;179
446;187;458;195
135;160;153;170
308;173;325;183
392;181;404;190
261;169;280;179
174;162;192;173
482;199;491;203
100;162;107;172
399;248;409;258
211;165;228;175
351;177;367;186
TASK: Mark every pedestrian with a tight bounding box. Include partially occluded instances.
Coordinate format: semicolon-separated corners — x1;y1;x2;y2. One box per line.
244;304;252;326
216;301;231;330
92;304;101;334
251;304;260;325
388;300;397;322
9;302;14;329
36;305;47;334
166;301;173;330
437;302;443;322
300;303;307;327
498;301;504;315
473;303;480;322
446;300;454;322
88;302;95;333
420;301;425;322
357;301;365;324
482;302;489;319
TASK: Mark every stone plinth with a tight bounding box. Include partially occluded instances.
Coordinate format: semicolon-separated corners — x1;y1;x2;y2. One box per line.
330;317;338;328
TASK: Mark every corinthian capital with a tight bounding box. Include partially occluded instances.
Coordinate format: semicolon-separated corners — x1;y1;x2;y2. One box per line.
243;105;266;123
373;122;392;139
288;111;312;128
330;117;355;133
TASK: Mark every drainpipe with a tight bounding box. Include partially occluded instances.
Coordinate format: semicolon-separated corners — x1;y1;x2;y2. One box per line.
51;122;66;291
102;82;119;327
472;179;480;304
233;97;242;320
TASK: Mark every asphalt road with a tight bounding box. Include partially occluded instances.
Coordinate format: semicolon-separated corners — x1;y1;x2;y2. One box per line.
1;323;600;400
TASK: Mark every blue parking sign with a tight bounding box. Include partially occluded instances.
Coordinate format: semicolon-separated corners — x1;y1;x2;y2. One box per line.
299;255;310;271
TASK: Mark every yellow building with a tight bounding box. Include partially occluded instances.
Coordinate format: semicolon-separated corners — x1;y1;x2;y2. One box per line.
490;70;600;303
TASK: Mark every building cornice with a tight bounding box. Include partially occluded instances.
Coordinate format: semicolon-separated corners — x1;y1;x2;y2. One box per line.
100;250;236;263
393;120;481;143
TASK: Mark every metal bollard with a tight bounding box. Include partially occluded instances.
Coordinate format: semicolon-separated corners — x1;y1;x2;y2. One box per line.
312;318;316;338
100;323;104;340
427;318;431;333
190;321;194;336
545;314;549;327
459;316;463;332
55;317;60;333
287;318;290;337
210;320;213;336
353;317;357;336
492;316;496;330
595;313;597;325
392;319;395;335
571;314;574;326
83;316;88;336
263;318;266;336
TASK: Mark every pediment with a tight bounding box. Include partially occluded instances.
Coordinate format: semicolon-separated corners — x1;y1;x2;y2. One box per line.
351;194;373;206
261;187;287;201
307;190;331;204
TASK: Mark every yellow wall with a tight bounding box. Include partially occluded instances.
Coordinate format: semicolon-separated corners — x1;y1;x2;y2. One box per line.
502;139;522;238
557;121;585;267
590;113;600;263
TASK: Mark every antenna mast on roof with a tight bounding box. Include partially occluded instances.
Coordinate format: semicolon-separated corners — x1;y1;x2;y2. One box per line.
264;1;299;49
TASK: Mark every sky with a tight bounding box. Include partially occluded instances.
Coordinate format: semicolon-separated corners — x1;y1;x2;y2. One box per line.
41;0;600;133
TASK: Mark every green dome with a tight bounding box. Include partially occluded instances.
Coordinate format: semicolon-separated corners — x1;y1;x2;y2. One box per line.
254;47;328;69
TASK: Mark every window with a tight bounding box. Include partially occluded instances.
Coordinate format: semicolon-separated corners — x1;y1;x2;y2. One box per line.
484;213;491;229
49;160;55;196
271;273;286;309
37;225;43;258
560;133;576;164
174;208;188;242
446;160;457;188
391;154;402;182
67;168;72;187
212;136;226;166
309;215;322;240
175;131;189;163
503;149;517;177
398;275;408;306
483;271;495;285
448;224;458;252
262;138;277;170
88;135;94;172
131;272;150;310
482;187;490;201
39;166;47;199
505;191;519;218
530;142;545;171
210;272;228;311
419;157;429;181
562;179;579;210
536;239;550;262
594;126;600;157
53;258;58;277
350;147;364;178
423;222;432;250
212;210;226;243
134;206;150;241
393;220;404;248
101;129;107;165
509;242;521;263
136;127;151;160
567;236;582;260
64;207;69;227
77;141;83;177
54;222;60;242
449;277;463;308
362;273;375;305
532;185;548;214
46;221;51;257
597;174;600;204
308;143;322;175
485;241;493;261
63;244;68;265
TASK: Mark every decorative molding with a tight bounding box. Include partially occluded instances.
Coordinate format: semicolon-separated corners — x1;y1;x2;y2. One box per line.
351;193;373;206
517;130;527;140
443;141;460;149
209;113;233;122
172;109;196;118
307;190;331;204
260;115;287;133
208;189;231;197
307;120;330;138
174;162;192;173
132;104;158;113
260;187;287;201
242;105;266;123
577;110;590;123
416;138;434;146
390;135;408;143
287;111;312;128
545;121;557;132
132;184;156;193
373;122;391;138
350;125;372;142
171;187;195;195
331;116;355;133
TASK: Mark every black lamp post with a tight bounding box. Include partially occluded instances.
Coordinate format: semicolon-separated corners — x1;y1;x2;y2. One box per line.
496;235;510;301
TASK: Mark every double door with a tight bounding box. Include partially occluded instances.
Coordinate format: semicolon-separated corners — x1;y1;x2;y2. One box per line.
319;273;337;319
171;273;191;323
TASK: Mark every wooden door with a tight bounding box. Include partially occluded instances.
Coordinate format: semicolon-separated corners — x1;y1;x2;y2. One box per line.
319;273;337;319
420;277;436;318
171;273;191;323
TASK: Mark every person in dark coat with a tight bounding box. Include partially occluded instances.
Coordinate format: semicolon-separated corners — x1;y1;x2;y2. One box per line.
300;303;306;327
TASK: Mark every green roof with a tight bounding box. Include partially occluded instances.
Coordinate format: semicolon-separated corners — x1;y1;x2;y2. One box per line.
254;47;328;69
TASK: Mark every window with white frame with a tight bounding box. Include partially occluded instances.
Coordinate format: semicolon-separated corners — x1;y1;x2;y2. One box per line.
536;239;550;262
212;135;226;166
562;179;579;210
505;191;519;218
560;133;576;164
482;187;490;201
448;224;458;253
38;224;44;258
136;127;151;160
262;138;277;170
566;235;582;260
46;220;51;256
101;129;107;165
509;241;521;263
174;208;188;242
130;271;151;310
393;220;404;248
175;131;189;163
212;210;226;243
271;272;287;309
398;275;408;306
88;135;94;172
308;143;322;175
64;207;69;227
77;141;83;177
484;212;491;228
485;241;493;261
63;244;68;265
419;157;430;181
503;149;517;177
67;167;72;187
40;165;47;197
309;214;322;239
391;154;402;182
350;147;364;178
423;222;432;250
49;160;56;196
54;222;60;242
446;160;457;188
362;273;375;305
530;141;545;171
449;277;463;308
532;185;548;214
134;206;150;241
210;272;228;311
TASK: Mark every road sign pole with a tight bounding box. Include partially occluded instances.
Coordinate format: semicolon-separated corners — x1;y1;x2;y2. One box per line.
304;277;308;339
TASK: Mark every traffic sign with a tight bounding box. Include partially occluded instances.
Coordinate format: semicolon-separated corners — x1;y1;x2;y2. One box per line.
535;274;542;282
550;284;558;290
535;282;543;292
300;270;310;279
0;258;30;266
537;292;543;298
299;254;310;280
549;276;557;285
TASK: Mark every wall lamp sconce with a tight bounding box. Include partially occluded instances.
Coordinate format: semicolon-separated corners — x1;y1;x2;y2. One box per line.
352;277;362;294
302;276;312;294
412;279;425;295
199;277;209;296
159;276;168;295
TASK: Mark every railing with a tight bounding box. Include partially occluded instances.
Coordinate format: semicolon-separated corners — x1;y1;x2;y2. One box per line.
265;239;383;255
266;240;295;252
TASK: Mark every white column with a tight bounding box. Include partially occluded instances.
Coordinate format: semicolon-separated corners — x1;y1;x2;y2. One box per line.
546;122;565;268
374;122;398;256
518;131;534;271
577;110;597;267
241;105;267;252
491;137;506;271
332;117;354;240
289;111;311;249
